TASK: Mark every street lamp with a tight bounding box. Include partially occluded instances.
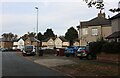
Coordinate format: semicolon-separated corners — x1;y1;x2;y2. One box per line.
35;7;38;36
35;7;39;54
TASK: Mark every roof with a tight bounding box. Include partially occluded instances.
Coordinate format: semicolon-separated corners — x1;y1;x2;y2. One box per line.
80;17;111;28
12;39;18;42
42;37;56;42
106;31;120;39
59;36;68;42
28;37;40;42
109;13;120;20
0;38;13;42
78;12;111;28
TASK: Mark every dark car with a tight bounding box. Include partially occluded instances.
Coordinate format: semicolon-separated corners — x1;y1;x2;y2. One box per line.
76;46;96;60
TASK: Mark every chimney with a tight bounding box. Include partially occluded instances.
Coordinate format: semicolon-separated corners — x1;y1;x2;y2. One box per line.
98;10;105;18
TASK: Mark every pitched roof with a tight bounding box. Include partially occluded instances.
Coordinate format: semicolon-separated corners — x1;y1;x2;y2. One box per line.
42;37;56;42
0;38;14;42
28;37;40;42
106;31;120;39
59;36;68;42
78;12;111;28
109;13;120;20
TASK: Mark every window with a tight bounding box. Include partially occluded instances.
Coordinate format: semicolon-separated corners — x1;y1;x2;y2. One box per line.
82;28;88;35
92;28;98;36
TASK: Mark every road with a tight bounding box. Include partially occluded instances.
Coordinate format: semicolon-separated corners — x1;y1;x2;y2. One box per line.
2;52;67;77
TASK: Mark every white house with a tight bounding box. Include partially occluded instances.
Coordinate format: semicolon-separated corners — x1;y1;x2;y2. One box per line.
13;38;25;50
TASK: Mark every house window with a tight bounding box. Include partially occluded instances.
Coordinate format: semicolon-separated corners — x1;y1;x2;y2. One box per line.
92;28;98;36
82;28;88;35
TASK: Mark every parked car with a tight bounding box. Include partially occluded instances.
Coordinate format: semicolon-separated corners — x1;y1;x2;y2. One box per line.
76;46;96;60
22;45;36;56
1;48;9;52
64;46;79;57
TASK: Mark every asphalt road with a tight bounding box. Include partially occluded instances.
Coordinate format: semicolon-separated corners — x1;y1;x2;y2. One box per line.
2;52;67;77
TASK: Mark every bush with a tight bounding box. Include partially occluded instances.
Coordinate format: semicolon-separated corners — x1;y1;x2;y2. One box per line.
89;41;105;54
89;41;120;54
102;42;120;54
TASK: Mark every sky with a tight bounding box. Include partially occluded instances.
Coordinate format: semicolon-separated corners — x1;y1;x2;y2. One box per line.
0;0;119;37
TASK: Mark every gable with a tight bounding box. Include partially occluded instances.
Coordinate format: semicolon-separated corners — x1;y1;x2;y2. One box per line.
18;39;24;45
47;39;54;44
55;38;62;45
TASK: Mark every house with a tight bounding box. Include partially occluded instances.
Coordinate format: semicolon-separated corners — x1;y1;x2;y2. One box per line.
24;37;40;47
0;38;13;49
106;13;120;42
12;38;25;50
12;37;40;50
77;11;112;46
54;36;69;48
73;39;80;46
42;37;55;49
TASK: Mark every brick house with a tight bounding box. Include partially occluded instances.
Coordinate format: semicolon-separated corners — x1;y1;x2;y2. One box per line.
12;37;40;50
106;13;120;42
0;38;13;49
77;11;112;46
24;37;40;47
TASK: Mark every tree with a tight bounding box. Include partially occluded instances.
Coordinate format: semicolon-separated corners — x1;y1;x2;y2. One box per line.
83;0;104;10
37;32;44;41
22;32;36;39
28;32;36;37
43;29;55;39
83;0;120;13
2;33;18;41
65;27;78;46
109;8;120;13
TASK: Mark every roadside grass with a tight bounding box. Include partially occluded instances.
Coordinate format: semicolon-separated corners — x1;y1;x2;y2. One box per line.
52;61;119;76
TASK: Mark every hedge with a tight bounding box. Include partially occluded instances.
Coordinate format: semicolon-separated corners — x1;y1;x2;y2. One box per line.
89;41;120;54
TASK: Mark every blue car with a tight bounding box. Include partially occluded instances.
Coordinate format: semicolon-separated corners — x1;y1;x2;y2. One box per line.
64;46;79;57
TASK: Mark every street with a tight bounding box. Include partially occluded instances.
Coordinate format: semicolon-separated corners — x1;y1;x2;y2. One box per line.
2;52;67;77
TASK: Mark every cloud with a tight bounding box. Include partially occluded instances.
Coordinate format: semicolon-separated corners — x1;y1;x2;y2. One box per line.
1;1;119;37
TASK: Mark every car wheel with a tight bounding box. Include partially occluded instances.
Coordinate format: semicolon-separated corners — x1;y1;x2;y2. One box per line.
66;53;70;57
87;54;93;60
22;54;26;56
78;57;82;59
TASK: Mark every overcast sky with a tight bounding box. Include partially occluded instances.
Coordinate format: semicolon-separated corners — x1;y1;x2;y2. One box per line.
0;0;119;37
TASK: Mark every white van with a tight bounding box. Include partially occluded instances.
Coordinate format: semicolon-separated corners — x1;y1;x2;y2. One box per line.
22;45;36;56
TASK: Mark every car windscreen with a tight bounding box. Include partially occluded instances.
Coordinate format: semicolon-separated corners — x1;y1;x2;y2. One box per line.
77;47;86;52
25;46;33;50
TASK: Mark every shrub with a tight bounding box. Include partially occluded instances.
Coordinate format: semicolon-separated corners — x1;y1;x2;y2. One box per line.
89;41;105;54
89;41;120;54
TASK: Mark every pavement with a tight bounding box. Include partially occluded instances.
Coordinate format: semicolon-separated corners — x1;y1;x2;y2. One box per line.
34;58;76;67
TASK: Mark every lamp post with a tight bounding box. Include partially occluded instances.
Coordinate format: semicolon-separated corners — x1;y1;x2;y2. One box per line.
35;7;39;54
35;7;38;36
